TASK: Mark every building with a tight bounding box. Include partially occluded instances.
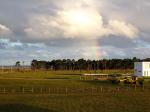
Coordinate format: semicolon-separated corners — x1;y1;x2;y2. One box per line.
81;74;109;80
134;62;150;77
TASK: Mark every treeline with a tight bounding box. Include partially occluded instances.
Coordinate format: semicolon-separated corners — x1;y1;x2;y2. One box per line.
31;57;150;70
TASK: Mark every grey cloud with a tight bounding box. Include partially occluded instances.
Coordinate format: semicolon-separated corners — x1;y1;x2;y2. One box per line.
98;36;138;48
100;46;150;59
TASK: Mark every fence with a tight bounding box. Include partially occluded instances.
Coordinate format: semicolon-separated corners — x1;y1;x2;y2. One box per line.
0;86;149;95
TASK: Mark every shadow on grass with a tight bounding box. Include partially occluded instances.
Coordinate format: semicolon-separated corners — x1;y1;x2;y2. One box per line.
0;104;58;112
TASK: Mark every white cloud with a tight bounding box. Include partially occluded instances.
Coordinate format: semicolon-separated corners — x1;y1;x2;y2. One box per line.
107;20;138;39
0;24;11;36
24;15;63;40
24;0;139;40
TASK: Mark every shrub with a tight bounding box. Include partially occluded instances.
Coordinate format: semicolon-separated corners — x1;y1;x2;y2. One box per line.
137;78;144;86
108;77;120;84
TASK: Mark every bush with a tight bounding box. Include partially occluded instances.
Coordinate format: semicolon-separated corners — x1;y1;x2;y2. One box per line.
108;77;120;84
137;78;144;86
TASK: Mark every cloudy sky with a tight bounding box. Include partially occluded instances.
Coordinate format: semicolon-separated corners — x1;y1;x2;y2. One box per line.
0;0;150;65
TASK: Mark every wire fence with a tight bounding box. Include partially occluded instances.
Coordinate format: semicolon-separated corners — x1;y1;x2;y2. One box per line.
0;86;149;95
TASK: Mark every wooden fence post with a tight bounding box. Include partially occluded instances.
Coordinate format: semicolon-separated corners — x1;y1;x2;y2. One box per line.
134;85;137;91
142;85;144;91
49;88;50;94
117;87;120;92
4;88;5;94
80;76;82;80
22;87;24;93
31;87;34;93
40;88;42;93
101;87;103;92
65;88;68;95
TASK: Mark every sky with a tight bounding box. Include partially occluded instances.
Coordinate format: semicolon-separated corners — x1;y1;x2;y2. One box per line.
0;0;150;65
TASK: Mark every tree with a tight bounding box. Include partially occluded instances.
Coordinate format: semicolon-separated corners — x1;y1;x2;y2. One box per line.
15;61;21;71
29;57;144;71
31;60;38;70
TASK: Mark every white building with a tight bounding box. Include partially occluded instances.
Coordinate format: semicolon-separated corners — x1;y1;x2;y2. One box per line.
134;62;150;77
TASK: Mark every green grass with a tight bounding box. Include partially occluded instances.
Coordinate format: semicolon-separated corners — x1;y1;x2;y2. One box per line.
0;93;150;112
0;70;149;112
0;70;133;88
0;69;133;77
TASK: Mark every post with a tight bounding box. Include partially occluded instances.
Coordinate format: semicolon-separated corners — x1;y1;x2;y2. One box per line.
41;88;42;93
80;76;82;80
117;87;120;92
92;76;94;80
100;87;103;92
134;85;137;91
65;88;68;95
142;85;144;91
49;88;50;94
22;87;24;93
3;88;5;94
31;87;34;93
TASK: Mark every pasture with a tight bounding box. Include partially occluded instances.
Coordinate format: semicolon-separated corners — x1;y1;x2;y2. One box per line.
0;70;150;112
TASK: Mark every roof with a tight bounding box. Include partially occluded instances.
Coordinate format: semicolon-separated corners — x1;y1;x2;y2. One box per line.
83;74;108;76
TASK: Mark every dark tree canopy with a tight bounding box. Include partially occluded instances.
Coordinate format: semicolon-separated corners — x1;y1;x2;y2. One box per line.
31;57;149;70
15;61;21;67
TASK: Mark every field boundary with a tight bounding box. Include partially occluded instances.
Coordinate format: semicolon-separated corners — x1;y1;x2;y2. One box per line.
0;86;148;95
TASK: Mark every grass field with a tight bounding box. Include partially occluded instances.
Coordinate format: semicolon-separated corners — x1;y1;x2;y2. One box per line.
0;70;150;112
0;92;150;112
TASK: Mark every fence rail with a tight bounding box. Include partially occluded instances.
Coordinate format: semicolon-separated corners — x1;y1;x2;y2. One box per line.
0;86;149;95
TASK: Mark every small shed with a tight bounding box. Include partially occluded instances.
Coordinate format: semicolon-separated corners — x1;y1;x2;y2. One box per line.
134;62;150;77
80;73;109;80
